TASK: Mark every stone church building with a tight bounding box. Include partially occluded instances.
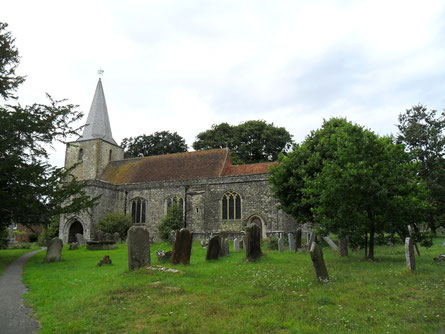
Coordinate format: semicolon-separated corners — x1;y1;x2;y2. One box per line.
59;79;297;243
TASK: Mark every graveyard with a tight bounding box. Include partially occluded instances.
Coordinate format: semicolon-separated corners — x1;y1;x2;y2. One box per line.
21;236;445;333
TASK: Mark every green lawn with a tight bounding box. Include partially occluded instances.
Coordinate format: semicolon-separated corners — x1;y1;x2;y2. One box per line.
23;238;445;334
0;247;39;276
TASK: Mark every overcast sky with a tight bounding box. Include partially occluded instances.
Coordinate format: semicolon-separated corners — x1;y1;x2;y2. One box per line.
3;0;445;167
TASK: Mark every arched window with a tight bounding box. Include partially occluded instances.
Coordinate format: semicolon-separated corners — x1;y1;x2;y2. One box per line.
131;198;146;224
166;195;183;213
221;191;242;220
78;148;83;161
109;149;112;161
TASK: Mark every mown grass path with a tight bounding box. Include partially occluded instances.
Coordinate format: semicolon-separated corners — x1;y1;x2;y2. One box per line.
0;247;39;276
23;239;445;333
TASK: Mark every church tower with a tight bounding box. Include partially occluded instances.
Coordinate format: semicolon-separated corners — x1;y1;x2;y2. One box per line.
65;78;124;180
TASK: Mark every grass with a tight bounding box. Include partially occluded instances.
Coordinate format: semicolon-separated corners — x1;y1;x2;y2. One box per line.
0;247;39;276
23;238;445;334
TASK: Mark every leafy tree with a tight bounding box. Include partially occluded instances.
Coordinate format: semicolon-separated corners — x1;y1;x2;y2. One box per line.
397;105;445;233
270;118;429;260
97;213;132;240
0;22;98;232
158;203;183;241
193;120;292;164
121;131;188;158
37;218;60;246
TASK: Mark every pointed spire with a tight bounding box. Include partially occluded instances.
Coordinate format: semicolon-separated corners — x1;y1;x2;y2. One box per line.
77;78;117;145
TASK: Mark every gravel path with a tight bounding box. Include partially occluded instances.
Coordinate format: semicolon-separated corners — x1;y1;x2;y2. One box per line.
0;248;44;334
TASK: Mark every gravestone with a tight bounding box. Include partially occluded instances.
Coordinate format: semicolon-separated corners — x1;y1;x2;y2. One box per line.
308;232;316;250
113;232;121;243
97;255;112;266
45;237;63;262
170;230;176;245
104;232;113;242
245;223;262;262
288;233;295;251
206;235;221;260
233;238;240;252
405;237;416;271
295;228;302;251
172;228;193;265
127;225;151;271
338;236;349;256
220;238;230;256
69;242;78;250
322;236;339;252
443;240;445;247
240;237;244;249
278;237;284;253
95;230;104;242
309;242;329;283
75;233;85;245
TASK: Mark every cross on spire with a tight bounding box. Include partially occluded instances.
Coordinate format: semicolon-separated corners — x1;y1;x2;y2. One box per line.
98;68;104;77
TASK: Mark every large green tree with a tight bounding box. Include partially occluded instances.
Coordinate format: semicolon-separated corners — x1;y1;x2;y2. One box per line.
270;118;429;260
193;120;292;164
0;22;98;232
397;105;445;233
121;130;188;158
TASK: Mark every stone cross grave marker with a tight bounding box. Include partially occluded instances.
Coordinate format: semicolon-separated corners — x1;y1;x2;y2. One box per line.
405;237;416;271
288;233;295;251
233;238;240;252
309;242;329;283
127;225;151;271
245;223;263;261
45;237;63;262
75;233;85;245
206;235;221;260
172;228;193;265
278;237;284;253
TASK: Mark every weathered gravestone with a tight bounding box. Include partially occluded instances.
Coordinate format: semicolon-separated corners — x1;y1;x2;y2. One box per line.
405;237;416;271
170;230;176;245
245;223;263;262
322;236;339;252
307;232;316;250
69;242;79;250
45;237;63;262
104;232;113;242
75;233;85;245
288;233;295;251
233;238;240;252
278;237;284;253
338;235;349;257
309;242;329;283
113;232;121;243
127;225;151;271
172;228;193;265
220;238;230;256
295;228;302;251
206;235;221;260
97;255;112;266
95;230;104;242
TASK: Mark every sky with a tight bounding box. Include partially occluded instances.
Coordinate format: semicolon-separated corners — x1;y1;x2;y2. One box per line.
3;0;445;167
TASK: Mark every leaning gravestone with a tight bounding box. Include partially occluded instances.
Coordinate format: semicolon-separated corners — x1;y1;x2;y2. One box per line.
308;232;316;250
278;237;284;253
405;237;416;271
113;232;121;243
309;242;329;283
127;226;151;271
45;237;63;262
75;233;85;245
206;235;222;260
338;236;349;256
288;233;295;251
233;238;240;252
322;236;339;252
172;228;193;265
295;228;302;251
95;230;104;242
245;223;263;261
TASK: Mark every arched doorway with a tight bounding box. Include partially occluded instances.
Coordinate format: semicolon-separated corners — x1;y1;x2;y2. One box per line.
68;220;84;243
248;215;267;239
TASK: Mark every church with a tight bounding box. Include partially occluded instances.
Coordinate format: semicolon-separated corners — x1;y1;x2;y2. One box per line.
59;79;297;243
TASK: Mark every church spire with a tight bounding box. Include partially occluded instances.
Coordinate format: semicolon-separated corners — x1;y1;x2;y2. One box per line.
78;78;117;145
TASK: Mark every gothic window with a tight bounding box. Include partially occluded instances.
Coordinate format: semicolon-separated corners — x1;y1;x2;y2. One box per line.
78;148;83;161
131;198;146;224
221;191;242;220
166;195;183;213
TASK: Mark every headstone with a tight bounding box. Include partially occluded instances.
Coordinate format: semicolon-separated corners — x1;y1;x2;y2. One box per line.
156;250;173;263
233;238;240;252
219;238;230;256
308;232;316;250
45;237;63;262
170;230;176;245
434;254;445;262
322;236;339;252
113;232;121;243
127;225;151;271
75;233;85;245
338;235;349;256
278;237;284;253
245;223;262;262
97;255;112;266
405;237;416;271
206;235;221;260
309;242;329;283
295;228;302;250
104;232;113;242
172;228;193;265
69;242;78;250
95;230;104;242
288;233;295;251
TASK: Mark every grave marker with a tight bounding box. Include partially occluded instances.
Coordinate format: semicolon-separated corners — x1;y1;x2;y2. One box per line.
127;226;151;271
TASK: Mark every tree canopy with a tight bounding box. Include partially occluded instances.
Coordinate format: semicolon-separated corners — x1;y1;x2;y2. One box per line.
269;118;429;260
0;22;98;232
193;120;292;164
121;130;188;158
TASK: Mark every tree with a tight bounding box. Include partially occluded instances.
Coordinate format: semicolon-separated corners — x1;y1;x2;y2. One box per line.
158;203;183;241
270;118;429;260
397;105;445;233
97;213;132;240
193;120;292;164
0;22;98;232
121;130;188;158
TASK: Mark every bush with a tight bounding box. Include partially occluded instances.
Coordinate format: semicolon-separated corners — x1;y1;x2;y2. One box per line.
8;242;31;249
158;204;183;241
38;219;60;246
97;213;132;240
29;233;38;243
267;236;278;250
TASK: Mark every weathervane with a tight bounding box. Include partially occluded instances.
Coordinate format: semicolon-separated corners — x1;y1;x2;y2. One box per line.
98;68;104;77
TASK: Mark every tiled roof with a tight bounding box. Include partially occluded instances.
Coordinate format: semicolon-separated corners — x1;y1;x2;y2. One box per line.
223;162;274;176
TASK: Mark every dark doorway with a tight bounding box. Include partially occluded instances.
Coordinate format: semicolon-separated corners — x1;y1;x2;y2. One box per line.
68;221;83;243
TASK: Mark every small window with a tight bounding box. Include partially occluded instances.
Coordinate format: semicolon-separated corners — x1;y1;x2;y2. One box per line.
221;191;242;220
109;149;112;161
78;148;84;161
131;198;147;224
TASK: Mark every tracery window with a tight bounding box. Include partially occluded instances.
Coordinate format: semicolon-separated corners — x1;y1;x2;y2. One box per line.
131;198;146;224
166;195;183;213
221;191;241;220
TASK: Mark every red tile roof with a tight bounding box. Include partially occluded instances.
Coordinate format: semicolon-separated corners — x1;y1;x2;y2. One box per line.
223;162;274;176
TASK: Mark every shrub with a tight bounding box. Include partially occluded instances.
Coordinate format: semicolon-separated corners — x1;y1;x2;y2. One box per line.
267;236;278;250
38;219;60;246
8;242;31;249
97;213;132;240
158;203;183;241
29;233;38;243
